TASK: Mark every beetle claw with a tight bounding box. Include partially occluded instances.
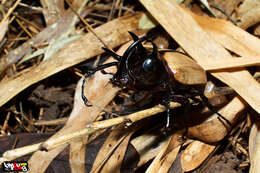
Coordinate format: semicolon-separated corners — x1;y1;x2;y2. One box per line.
81;73;93;107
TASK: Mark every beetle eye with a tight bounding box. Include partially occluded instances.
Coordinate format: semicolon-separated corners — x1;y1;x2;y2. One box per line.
143;58;157;72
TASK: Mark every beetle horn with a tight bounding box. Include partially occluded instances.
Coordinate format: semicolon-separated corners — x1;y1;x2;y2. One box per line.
125;32;147;57
128;31;139;41
151;42;158;58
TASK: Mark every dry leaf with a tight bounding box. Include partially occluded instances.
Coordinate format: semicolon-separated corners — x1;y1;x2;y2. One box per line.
70;140;86;173
239;0;260;29
181;140;215;172
138;13;157;30
91;125;137;173
213;0;242;16
40;0;66;25
130;130;170;168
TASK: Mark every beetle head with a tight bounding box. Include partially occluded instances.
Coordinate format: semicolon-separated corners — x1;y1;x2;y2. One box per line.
120;33;168;90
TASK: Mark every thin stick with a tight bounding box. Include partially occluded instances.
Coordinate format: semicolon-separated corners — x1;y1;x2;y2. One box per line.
0;102;180;164
65;0;110;49
0;0;21;26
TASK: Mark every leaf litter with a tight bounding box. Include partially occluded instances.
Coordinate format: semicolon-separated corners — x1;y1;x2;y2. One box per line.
1;0;260;172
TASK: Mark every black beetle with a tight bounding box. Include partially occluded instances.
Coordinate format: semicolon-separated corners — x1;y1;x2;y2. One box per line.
81;32;231;129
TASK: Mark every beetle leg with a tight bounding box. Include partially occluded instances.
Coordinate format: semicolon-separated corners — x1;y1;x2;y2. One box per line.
101;69;114;75
165;100;171;130
160;99;171;135
81;62;118;107
102;47;121;61
200;94;232;126
162;94;190;134
190;89;232;127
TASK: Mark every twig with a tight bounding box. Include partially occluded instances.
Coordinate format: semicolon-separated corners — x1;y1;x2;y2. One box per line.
65;0;110;49
0;0;21;26
0;102;180;164
41;102;180;151
34;117;68;126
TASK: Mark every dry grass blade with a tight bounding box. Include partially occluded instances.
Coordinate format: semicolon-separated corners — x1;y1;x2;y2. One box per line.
33;117;67;126
0;19;9;74
0;19;8;42
5;0;87;66
0;13;142;107
181;141;216;172
139;0;260;115
201;56;260;71
249;121;260;173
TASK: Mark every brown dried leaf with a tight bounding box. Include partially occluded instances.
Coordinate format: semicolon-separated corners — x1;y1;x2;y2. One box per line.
0;19;8;75
181;140;215;172
238;0;260;28
130;131;170;168
27;68;118;172
90;125;136;173
212;0;242;16
239;7;260;30
146;131;184;173
70;140;86;173
239;0;260;16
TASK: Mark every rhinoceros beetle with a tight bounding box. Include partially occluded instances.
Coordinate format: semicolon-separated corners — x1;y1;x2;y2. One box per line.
81;32;231;129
